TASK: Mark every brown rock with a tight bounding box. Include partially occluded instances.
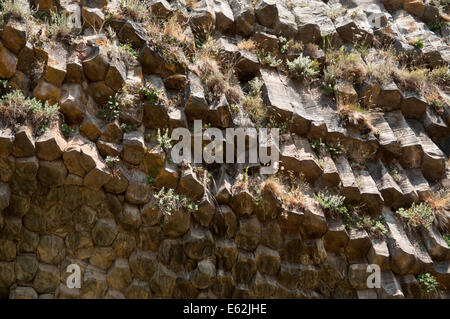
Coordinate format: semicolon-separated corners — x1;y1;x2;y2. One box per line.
33;263;59;293
106;259;132;292
235;216;261;251
92;219;118;247
12;126;35;158
129;250;158;281
33;80;60;105
37;235;66;264
0;41;18;79
38;160;68;186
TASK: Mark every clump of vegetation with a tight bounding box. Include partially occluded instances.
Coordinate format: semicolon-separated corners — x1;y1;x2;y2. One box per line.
278;37;304;55
103;94;120;121
242;77;267;126
393;67;428;92
120;123;138;132
444;234;450;247
412;38;424;49
105;155;120;167
237;39;257;52
152;187;198;216
146;176;154;184
61;123;74;138
46;10;75;41
257;50;282;68
338;103;375;135
396;202;435;230
0;90;59;135
119;0;150;22
417;273;439;293
157;128;172;151
430;65;450;88
314;190;387;236
0;0;33;23
139;87;159;104
325;46;367;86
311;139;345;159
118;42;138;65
286;54;320;80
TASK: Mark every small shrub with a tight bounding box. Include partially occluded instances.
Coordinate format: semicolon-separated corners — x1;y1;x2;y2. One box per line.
0;90;59;135
444;234;450;247
139;87;159;104
157;128;172;151
146;176;154;184
104;94;120;121
120;123;138;132
257;50;282;68
412;38;424;49
417;273;439;293
47;10;74;40
119;0;149;22
0;0;32;22
152;187;198;216
105;155;120;167
430;65;450;88
326;46;367;85
61;123;74;138
118;42;138;65
314;190;348;217
396;202;434;229
286;54;320;80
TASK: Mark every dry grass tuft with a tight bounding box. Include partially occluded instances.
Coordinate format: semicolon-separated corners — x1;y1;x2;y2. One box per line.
237;39;257;52
426;189;450;232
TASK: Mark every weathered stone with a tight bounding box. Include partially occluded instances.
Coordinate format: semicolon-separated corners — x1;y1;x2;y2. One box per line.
81;265;107;299
137;226;162;252
0;42;18;79
183;227;214;261
162;209;191;238
216;239;238;272
121;131;146;165
191;259;216;289
129;250;158;281
118;203;142;230
12;126;35;158
368;237;390;270
33;80;60;106
379;270;405;299
118;21;147;49
37;235;66;264
82;46;109;82
150;264;177;298
230;188;255;216
323;217;349;254
106;259;132;292
125;169;152;204
345;229;372;261
38;160;68;186
0;239;16;262
1;18;26;54
113;231;136;258
33;263;59;294
193;192;215;227
92;219;118;247
211;270;235;298
232;251;256;285
235;216;261;251
60;83;88;125
88;81;114;105
348;263;370;290
184;72;209;122
255;245;280;276
73;205;97;232
158;238;186;272
125;280;152;299
89;247;115;270
0;182;10;211
383;207;417;275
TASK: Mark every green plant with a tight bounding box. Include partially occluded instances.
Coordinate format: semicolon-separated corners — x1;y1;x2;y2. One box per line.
105;155;120;167
152;187;198;216
286;54;320;80
242;167;249;182
0;90;59;134
428;22;442;33
314;190;348;217
396;202;435;229
157;128;172;151
146;176;154;184
0;0;33;22
120;123;138;132
47;10;74;40
139;87;159;104
119;0;150;22
118;42;138;64
257;50;282;68
417;273;439;293
60;123;74;138
443;234;450;247
413;38;424;49
104;94;120;121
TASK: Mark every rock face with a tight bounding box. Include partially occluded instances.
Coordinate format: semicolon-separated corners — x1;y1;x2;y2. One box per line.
0;0;448;301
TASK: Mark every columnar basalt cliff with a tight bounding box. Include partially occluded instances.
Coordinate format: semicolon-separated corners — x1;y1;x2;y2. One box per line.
0;0;449;299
